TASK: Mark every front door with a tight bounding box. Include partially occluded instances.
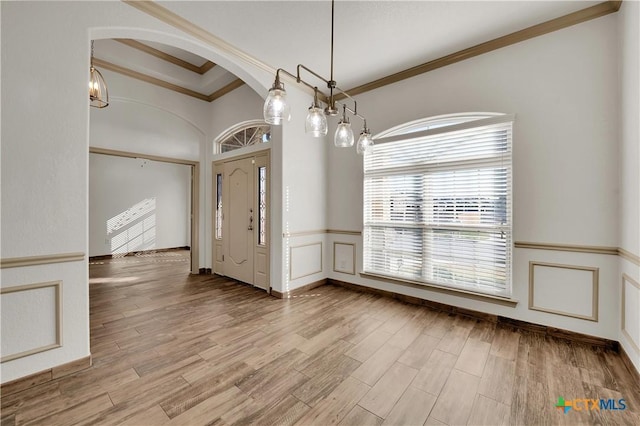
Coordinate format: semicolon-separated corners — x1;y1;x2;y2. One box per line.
223;157;254;284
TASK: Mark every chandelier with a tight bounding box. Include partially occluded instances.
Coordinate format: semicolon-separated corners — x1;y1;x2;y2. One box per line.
89;40;109;108
263;0;373;154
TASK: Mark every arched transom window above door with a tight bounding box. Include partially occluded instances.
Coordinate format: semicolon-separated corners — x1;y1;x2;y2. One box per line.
215;120;271;154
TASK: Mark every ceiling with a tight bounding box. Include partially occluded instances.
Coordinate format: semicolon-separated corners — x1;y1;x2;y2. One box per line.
94;1;605;103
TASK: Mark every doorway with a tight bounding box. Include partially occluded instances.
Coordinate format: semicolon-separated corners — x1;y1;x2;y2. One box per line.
213;152;270;292
89;147;200;274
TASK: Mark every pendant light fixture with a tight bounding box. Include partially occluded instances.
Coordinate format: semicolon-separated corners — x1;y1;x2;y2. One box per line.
263;73;289;125
89;40;109;108
263;0;373;154
356;122;374;154
305;88;328;137
334;105;354;147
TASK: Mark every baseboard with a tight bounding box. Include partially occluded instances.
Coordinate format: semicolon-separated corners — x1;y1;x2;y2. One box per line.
89;246;190;261
198;268;212;275
328;279;619;351
620;345;640;382
498;317;618;350
329;279;498;323
0;354;92;396
271;279;328;299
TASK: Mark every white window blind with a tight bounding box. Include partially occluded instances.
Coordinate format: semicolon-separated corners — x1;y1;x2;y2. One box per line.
363;114;513;297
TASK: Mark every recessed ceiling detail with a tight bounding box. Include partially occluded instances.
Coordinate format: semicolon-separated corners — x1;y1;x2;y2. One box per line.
92;58;244;102
92;38;244;103
114;39;216;75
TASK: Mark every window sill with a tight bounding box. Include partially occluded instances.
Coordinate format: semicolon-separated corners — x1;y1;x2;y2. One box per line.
359;272;519;307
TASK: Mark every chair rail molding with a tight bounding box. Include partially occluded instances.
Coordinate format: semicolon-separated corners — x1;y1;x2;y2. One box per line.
0;252;85;269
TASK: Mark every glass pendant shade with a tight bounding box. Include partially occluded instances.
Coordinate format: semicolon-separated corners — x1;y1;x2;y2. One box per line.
263;88;290;125
89;66;109;108
356;130;374;154
305;105;328;137
334;119;354;147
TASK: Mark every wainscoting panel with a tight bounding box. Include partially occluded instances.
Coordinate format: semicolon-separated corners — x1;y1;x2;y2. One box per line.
529;262;598;321
290;242;323;281
333;242;356;275
1;281;62;363
622;274;640;354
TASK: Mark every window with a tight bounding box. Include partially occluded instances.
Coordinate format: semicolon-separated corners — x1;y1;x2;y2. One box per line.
363;113;513;297
258;166;267;246
215;173;222;239
216;122;271;153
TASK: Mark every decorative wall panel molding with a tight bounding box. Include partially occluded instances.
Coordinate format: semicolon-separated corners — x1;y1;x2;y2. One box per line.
0;253;84;269
326;229;362;236
283;229;362;238
1;281;62;362
529;262;599;321
289;242;323;281
333;242;356;275
515;241;640;266
515;241;617;255
283;230;327;238
619;248;640;266
622;274;640;354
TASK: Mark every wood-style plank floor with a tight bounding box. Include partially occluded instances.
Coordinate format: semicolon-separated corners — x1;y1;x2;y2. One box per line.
2;250;639;425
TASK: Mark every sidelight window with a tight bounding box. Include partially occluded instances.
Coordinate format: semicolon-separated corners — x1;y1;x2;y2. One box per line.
215;173;222;240
258;166;267;246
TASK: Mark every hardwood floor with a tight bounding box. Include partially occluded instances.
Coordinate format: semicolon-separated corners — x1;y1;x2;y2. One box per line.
2;250;639;425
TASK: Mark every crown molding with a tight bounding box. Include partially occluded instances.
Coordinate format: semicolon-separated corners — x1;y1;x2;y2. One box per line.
115;38;216;75
121;0;312;95
93;58;244;102
337;1;622;99
122;0;275;76
123;1;621;103
93;58;209;100
207;78;245;102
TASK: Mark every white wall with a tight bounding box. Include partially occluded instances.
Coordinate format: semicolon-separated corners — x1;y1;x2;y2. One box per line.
618;0;640;373
278;88;328;293
90;73;206;162
328;13;622;340
89;153;191;257
209;84;265;142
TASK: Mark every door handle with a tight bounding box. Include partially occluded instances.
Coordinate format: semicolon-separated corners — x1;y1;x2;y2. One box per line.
248;208;253;231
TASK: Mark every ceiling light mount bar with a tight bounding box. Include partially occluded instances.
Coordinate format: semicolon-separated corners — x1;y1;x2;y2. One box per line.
263;0;373;154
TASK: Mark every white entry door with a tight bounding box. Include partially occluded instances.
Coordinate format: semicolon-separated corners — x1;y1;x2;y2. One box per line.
223;157;254;284
216;153;270;291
